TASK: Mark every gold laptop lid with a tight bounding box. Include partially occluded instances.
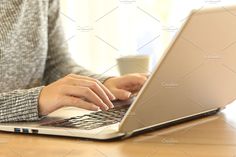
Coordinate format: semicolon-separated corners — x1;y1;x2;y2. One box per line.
120;6;236;133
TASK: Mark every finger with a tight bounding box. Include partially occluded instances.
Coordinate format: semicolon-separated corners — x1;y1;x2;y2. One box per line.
68;74;116;100
120;75;146;90
63;96;100;111
110;88;132;100
63;85;109;111
128;84;143;93
97;80;116;100
79;75;116;101
129;74;147;85
66;78;114;108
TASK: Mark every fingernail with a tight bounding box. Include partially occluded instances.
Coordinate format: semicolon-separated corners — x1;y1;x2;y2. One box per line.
92;105;99;111
110;104;114;108
103;103;109;110
127;92;132;98
111;95;116;100
108;101;114;108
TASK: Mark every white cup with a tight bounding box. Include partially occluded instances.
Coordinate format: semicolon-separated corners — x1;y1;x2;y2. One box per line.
117;55;150;75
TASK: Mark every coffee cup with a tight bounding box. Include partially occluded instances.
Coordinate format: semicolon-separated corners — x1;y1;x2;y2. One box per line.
117;55;150;75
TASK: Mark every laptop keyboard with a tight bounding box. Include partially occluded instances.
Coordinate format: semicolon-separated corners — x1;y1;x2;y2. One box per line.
41;105;129;130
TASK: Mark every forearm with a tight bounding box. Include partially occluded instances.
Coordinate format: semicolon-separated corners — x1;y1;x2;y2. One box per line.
0;87;43;122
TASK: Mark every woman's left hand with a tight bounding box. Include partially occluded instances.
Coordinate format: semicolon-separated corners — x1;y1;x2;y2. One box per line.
103;73;148;100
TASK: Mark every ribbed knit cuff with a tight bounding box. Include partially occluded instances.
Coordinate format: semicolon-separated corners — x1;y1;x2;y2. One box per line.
0;86;44;122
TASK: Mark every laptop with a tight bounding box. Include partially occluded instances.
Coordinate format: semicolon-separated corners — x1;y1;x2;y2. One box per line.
1;5;236;140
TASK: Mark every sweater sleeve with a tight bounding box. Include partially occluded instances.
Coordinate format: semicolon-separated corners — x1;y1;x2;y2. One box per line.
43;0;110;85
0;87;43;122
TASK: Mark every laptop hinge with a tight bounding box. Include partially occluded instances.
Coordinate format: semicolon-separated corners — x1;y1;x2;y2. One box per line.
122;131;134;139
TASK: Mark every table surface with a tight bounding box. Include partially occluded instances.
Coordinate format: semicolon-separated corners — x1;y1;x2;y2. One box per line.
1;103;236;157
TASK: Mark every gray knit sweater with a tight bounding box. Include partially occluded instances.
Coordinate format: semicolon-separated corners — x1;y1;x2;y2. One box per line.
0;0;108;122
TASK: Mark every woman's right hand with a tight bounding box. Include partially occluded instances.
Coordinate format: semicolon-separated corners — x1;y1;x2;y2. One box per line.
38;74;116;116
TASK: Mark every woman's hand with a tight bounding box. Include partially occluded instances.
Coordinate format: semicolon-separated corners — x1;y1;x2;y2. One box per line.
38;73;147;116
38;74;116;115
103;73;148;100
